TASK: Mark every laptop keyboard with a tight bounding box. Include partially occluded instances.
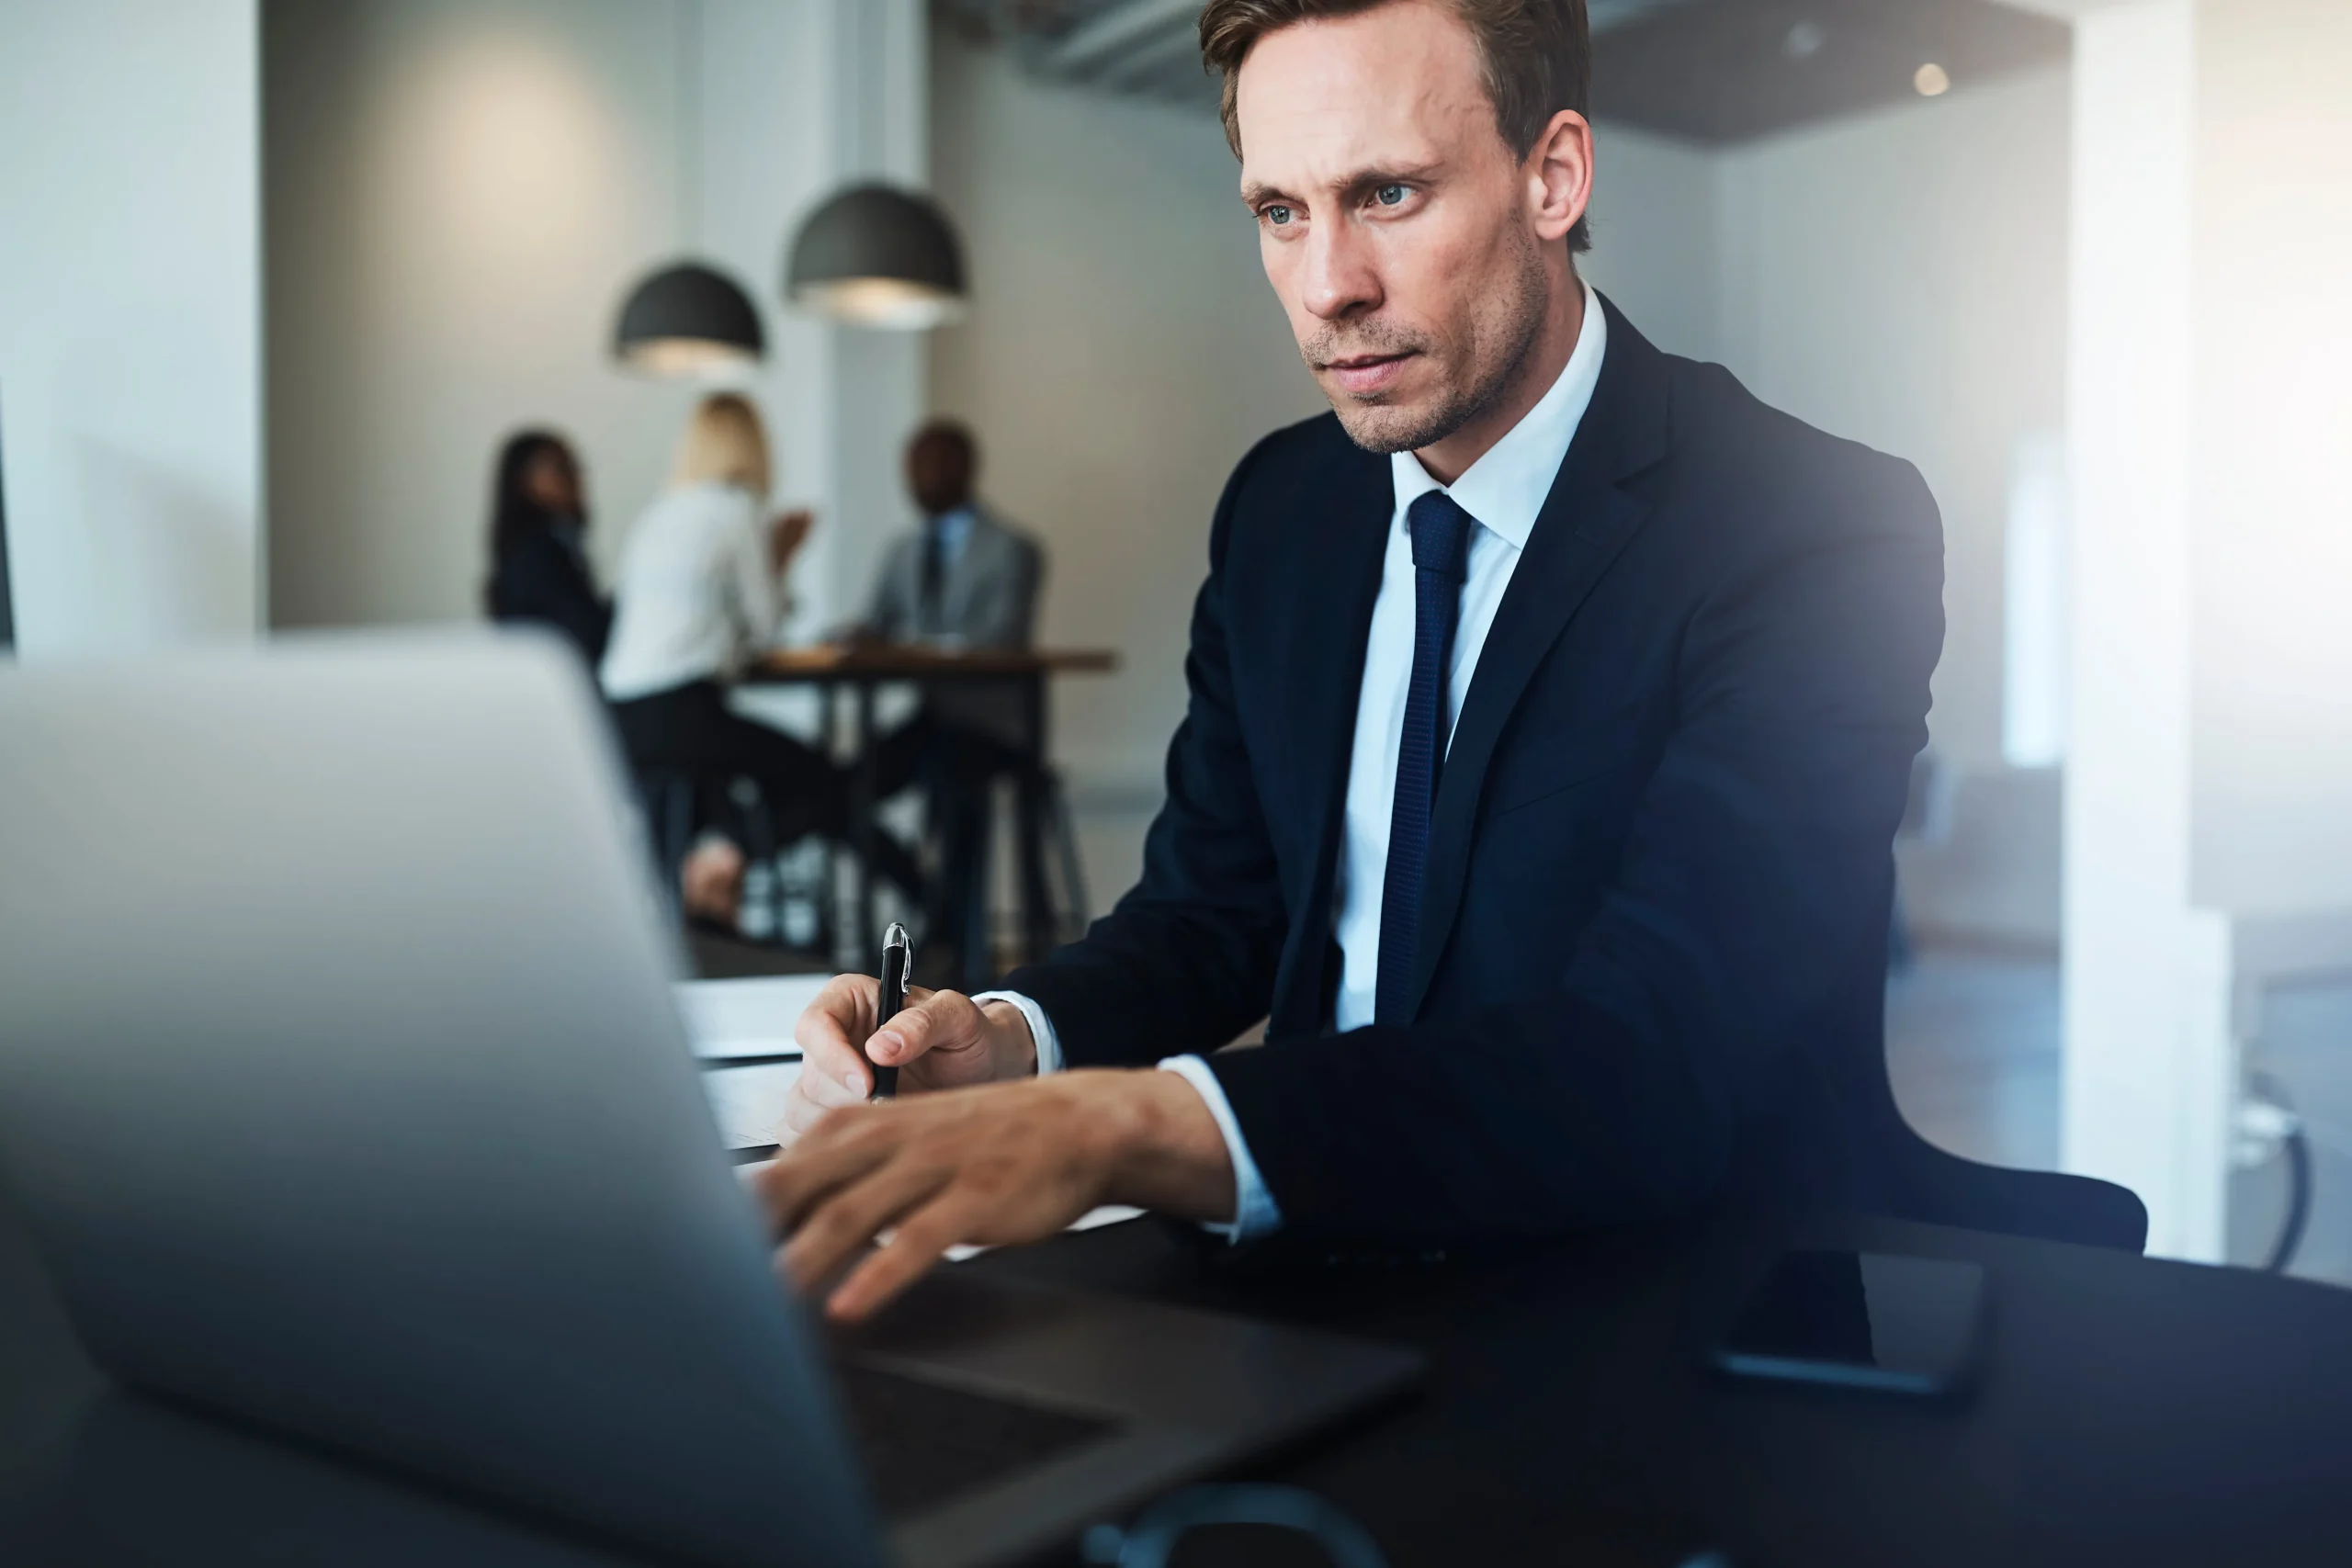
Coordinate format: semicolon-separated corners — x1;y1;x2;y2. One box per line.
832;1360;1123;1519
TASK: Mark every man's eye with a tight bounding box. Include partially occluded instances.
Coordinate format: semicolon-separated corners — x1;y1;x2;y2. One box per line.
1262;204;1295;226
1374;184;1408;207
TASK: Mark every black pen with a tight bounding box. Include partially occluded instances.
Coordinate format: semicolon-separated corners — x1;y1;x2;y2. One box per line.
870;921;910;1100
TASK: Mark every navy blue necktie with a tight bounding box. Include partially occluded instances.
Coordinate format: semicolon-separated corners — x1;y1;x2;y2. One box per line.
1374;491;1476;1024
918;515;949;632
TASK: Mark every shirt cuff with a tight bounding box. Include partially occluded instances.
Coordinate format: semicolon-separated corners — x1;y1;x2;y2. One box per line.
970;990;1061;1076
1155;1054;1283;1242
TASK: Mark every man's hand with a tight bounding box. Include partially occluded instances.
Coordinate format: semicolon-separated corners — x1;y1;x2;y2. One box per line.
757;1068;1237;1322
777;975;1037;1147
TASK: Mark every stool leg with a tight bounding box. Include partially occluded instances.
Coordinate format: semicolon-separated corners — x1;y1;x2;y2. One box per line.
734;776;779;947
1046;772;1090;940
648;774;697;929
960;788;993;992
1015;770;1052;966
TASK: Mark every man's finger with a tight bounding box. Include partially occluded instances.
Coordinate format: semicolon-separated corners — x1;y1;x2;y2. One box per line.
796;975;876;1067
777;1080;838;1143
872;989;983;1066
825;1195;974;1322
760;1109;896;1230
796;975;880;1102
779;1152;951;1289
799;1054;872;1110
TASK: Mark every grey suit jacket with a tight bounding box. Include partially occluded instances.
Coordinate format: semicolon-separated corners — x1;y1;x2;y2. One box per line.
863;504;1042;649
862;505;1045;741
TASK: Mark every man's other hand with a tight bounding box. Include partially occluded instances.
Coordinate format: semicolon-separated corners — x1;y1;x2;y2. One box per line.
758;1069;1237;1322
778;975;1037;1147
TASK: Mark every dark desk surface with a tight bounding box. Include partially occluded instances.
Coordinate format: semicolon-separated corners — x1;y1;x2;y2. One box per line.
4;1194;2349;1567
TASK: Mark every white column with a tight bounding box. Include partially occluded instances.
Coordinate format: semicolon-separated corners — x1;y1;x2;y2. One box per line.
700;0;927;643
0;0;264;658
2058;0;2231;1260
821;0;930;637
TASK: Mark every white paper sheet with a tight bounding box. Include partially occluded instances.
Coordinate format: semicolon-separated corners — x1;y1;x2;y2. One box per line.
675;975;827;1060
702;1059;802;1150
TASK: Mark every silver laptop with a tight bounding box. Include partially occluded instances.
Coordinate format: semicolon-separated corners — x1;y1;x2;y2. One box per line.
0;631;1419;1568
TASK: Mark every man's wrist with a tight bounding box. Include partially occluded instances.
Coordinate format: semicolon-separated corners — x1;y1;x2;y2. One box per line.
1080;1069;1238;1225
978;998;1037;1077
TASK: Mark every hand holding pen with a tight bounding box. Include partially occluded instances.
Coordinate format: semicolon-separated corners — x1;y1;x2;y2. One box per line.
774;960;1043;1148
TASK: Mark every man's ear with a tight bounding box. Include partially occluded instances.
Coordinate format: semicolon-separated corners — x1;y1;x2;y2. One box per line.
1526;108;1593;244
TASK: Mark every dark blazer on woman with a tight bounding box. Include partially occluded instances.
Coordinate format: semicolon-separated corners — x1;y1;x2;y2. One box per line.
489;527;612;666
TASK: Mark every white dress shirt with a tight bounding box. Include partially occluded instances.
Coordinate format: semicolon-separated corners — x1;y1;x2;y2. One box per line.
983;284;1608;1239
599;481;785;702
930;504;978;570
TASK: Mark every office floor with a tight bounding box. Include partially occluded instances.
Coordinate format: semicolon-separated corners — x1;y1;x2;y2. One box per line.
1888;946;2352;1289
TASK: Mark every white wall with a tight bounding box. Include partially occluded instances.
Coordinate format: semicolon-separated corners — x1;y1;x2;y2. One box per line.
0;0;263;658
266;0;690;629
1580;122;1721;363
1715;67;2073;776
265;0;927;640
2190;0;2352;916
925;29;1328;823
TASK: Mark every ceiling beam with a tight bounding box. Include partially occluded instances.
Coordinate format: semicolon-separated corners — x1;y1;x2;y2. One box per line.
1040;0;1201;79
1098;18;1213;91
1984;0;2136;17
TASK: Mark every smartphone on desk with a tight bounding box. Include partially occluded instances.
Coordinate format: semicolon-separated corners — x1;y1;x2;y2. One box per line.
1712;1249;1988;1396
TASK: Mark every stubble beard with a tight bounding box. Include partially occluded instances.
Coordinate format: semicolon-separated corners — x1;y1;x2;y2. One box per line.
1310;228;1553;457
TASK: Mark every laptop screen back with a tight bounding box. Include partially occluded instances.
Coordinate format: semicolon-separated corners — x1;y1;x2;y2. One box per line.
0;386;15;652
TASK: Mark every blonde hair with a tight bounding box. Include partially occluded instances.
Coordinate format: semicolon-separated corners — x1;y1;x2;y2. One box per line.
673;392;772;500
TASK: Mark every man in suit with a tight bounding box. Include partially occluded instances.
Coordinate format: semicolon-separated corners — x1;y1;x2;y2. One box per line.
857;421;1044;659
763;0;1944;1324
852;421;1046;971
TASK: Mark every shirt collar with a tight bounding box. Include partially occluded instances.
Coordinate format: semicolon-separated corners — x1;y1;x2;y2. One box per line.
1388;280;1608;552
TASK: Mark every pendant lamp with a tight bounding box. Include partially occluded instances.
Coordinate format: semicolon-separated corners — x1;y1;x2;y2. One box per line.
785;183;967;330
608;3;764;378
614;261;766;376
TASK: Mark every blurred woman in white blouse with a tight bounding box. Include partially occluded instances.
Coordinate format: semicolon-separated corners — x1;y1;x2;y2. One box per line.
602;393;916;894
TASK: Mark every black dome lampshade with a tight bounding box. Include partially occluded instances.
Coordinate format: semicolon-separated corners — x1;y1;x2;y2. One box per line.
785;183;967;330
613;260;766;377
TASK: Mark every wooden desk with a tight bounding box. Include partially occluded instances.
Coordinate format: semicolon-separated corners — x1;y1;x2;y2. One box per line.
739;647;1119;976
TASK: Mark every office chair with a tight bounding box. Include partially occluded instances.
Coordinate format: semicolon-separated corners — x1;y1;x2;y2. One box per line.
1842;929;2148;1252
1892;1130;2149;1253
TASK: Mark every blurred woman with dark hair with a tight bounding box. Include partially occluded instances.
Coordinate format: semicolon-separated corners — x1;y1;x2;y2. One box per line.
483;430;611;664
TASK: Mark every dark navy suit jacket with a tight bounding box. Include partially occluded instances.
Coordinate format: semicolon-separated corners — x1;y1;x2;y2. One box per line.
1002;297;1945;1247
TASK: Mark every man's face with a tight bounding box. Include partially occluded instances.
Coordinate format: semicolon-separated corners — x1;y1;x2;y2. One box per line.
907;433;975;515
1236;0;1551;455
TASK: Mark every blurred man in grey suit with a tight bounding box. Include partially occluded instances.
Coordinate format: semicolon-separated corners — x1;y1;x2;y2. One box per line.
854;422;1046;974
860;422;1043;659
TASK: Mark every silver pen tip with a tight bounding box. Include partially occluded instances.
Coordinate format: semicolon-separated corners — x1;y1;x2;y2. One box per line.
884;921;910;947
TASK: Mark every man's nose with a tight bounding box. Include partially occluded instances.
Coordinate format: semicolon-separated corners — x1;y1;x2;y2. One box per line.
1301;218;1381;322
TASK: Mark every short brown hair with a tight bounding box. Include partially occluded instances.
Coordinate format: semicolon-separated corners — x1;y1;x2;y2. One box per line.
1199;0;1592;253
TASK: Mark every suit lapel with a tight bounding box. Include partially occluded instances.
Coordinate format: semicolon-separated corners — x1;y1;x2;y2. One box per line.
1269;444;1392;1037
1405;296;1674;1018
